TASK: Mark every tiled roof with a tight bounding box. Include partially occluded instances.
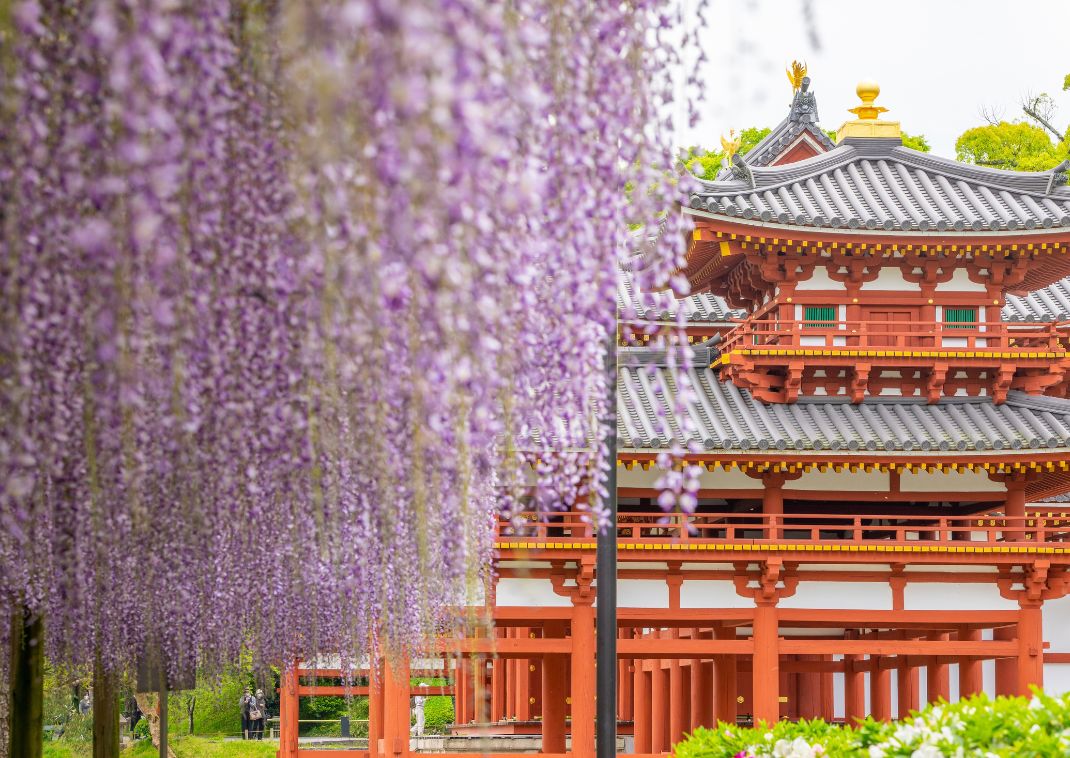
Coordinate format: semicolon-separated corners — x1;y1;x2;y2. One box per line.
617;350;1070;453
618;271;744;324
722;118;834;174
689;139;1070;233
1004;278;1070;322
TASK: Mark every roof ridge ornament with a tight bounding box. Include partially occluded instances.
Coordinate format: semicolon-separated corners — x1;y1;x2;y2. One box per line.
788;75;819;124
836;80;901;142
1047;159;1070;194
720;129;742;168
786;60;807;94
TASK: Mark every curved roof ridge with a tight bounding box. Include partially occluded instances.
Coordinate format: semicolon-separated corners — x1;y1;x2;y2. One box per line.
891;148;1070;197
697;144;857;195
716;117;837;178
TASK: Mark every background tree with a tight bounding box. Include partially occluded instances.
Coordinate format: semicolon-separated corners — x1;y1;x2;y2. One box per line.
955;121;1066;170
958;72;1070;172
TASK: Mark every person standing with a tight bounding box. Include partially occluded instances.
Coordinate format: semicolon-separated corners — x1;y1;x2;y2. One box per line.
250;688;267;739
239;686;255;739
411;683;429;737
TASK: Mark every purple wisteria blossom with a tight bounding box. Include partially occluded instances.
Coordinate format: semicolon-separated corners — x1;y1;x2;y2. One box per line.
0;0;701;683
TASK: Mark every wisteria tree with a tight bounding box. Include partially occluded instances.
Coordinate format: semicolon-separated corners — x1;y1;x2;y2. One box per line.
0;0;701;753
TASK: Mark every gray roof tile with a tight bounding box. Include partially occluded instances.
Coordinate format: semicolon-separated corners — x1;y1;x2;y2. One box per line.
1004;278;1070;322
690;141;1070;232
616;353;1070;453
618;271;744;323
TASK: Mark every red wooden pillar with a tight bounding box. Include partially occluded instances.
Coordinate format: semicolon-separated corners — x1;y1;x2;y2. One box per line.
795;655;821;720
529;656;542;721
518;628;532;721
619;627;633;724
762;474;785;539
1017;603;1044;696
650;655;669;752
689;630;710;730
994;626;1016;696
843;633;865;724
958;628;983;699
542;621;568;754
570;601;596;758
870;656;892;722
491;635;505;722
383;657;411;758
927;633;950;704
633;662;652;753
896;643;919;719
752;604;780;726
1004;478;1027;541
694;660;714;729
820;655;835;721
669;630;688;746
506;628;518;720
278;665;299;758
713;627;737;725
453;657;465;727
369;660;386;758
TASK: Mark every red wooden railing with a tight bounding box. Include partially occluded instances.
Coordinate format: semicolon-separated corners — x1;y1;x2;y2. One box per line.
498;511;1070;547
717;318;1061;353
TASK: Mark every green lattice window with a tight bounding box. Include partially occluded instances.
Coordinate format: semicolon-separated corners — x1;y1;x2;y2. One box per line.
803;305;836;328
944;307;977;330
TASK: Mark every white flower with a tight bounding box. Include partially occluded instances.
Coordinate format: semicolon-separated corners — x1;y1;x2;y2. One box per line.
910;745;945;758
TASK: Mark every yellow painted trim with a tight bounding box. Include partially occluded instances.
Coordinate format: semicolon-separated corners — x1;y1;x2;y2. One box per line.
731;349;1063;361
493;541;1069;555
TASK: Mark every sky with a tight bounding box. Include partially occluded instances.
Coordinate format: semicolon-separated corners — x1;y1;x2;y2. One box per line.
684;0;1070;158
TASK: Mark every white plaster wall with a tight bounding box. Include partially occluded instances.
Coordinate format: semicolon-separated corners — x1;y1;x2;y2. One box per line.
1044;595;1070;695
617;466;762;490
899;469;1006;493
679;579;755;609
936;268;987;293
795;267;845;291
903;582;1016;611
618;579;669;608
860;267;918;291
785;470;890;492
779;582;892;610
495;578;571;607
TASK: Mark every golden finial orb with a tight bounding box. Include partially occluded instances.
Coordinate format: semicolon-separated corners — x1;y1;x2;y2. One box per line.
848;79;888;121
836;79;900;142
856;79;880;103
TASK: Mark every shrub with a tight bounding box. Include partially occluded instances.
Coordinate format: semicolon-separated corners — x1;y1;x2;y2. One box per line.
673;691;1070;758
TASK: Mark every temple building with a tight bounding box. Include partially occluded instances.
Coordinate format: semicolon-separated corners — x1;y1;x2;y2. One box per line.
278;74;1070;758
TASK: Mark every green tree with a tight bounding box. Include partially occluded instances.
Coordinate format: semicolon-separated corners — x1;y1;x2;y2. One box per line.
901;131;931;152
955;121;1068;171
682;127;771;179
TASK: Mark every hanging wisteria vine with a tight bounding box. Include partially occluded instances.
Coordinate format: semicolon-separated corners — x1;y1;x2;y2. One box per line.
0;0;702;686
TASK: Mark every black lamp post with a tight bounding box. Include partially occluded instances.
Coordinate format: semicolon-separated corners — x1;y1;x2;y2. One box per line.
596;329;618;758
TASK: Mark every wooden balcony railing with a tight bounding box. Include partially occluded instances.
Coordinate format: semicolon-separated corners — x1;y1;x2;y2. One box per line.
717;318;1062;354
498;511;1070;548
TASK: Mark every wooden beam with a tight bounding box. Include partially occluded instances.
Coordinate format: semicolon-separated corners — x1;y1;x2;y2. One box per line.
618;638;753;658
297;686;454;697
779;639;1017;656
776;609;1020;627
447;638;571;657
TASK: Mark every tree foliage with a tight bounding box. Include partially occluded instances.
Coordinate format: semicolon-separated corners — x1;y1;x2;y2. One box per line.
682;128;770;179
956;121;1069;171
900;132;931;153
